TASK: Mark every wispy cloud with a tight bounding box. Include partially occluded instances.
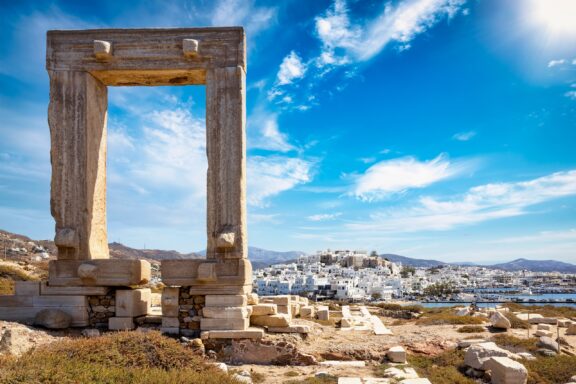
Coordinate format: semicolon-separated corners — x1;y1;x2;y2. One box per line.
452;130;477;141
351;154;474;201
247;109;296;152
547;59;565;68
315;0;467;65
276;51;308;86
210;0;276;37
307;212;342;221
565;90;576;100
268;0;467;110
348;170;576;232
248;155;314;207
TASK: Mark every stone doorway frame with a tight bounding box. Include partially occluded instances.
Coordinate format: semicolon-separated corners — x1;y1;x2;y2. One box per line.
47;27;247;267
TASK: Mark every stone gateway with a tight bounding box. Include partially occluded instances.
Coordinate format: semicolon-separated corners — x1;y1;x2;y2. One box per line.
1;27;255;335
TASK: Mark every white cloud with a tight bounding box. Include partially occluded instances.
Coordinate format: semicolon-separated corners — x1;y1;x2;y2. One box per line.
247;156;313;207
452;130;477;141
315;0;467;65
247;109;295;152
308;213;342;221
210;0;276;36
108;108;207;200
276;51;308;86
348;170;576;232
547;59;566;68
351;154;472;201
565;90;576;100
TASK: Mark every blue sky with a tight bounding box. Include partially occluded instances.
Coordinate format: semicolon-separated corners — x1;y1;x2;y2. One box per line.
1;0;576;263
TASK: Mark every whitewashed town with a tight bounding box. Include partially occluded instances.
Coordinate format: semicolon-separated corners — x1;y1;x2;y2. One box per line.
254;249;576;304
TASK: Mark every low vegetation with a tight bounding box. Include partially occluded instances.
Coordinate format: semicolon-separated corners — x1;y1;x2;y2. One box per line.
457;325;486;333
0;263;39;294
284;376;337;384
376;303;424;313
408;349;476;384
416;307;485;326
0;331;237;384
524;355;576;384
504;302;576;318
504;312;531;329
491;334;539;353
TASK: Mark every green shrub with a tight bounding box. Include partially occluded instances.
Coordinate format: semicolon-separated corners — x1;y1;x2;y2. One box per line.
525;355;576;384
491;334;538;353
408;349;476;384
416;313;485;326
0;331;237;384
504;312;530;329
285;376;338;384
457;325;485;333
0;264;37;281
504;303;576;319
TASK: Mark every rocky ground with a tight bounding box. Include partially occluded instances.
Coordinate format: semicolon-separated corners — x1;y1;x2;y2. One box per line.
2;309;576;383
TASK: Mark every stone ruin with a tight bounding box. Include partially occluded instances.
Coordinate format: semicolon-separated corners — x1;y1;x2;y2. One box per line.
0;27;261;338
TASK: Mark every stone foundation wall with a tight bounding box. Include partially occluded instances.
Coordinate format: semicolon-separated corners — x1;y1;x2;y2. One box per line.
178;286;204;335
88;290;115;327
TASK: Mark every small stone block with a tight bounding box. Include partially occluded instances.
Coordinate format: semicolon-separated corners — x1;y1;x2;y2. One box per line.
387;346;407;363
161;287;179;317
200;317;249;331
203;306;249;319
317;306;329;321
300;306;315;319
182;38;199;56
109;317;134;330
250;304;277;316
116;288;151;317
94;40;111;59
162;317;180;328
15;281;40;296
247;293;259;305
161;327;180;335
204;328;264;339
250;314;290;327
261;296;290;306
205;294;247;307
277;305;292;317
267;325;310;334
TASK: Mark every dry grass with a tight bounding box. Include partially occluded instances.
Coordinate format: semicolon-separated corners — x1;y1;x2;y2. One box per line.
0;264;39;295
491;334;539;353
525;355;576;384
0;331;238;384
408;349;476;384
284;376;337;384
457;325;486;333
504;312;531;329
0;277;14;295
504;303;576;319
416;308;486;326
0;264;37;281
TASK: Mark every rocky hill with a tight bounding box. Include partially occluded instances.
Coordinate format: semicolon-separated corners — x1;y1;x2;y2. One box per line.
490;258;576;273
380;253;447;268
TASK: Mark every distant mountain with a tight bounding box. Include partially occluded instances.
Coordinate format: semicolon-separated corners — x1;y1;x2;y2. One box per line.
380;254;447;268
490;258;576;273
109;242;202;261
196;246;305;269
